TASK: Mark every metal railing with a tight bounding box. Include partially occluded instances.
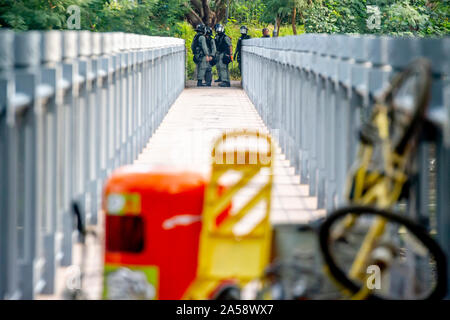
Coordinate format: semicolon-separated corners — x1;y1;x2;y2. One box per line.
242;34;450;294
0;30;185;299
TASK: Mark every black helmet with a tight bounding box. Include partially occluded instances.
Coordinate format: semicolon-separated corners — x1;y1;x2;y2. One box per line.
214;24;224;34
240;26;248;35
196;24;206;34
206;26;213;36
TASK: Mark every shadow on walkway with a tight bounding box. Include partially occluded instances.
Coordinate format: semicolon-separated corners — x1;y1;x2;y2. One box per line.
185;80;242;88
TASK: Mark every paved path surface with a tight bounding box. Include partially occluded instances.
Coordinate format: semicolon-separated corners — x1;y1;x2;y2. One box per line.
137;86;325;225
38;85;325;300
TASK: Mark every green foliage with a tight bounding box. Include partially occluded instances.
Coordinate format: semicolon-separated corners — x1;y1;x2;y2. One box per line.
261;0;289;24
381;1;429;36
259;0;318;26
304;0;449;36
0;0;81;31
230;0;267;25
82;0;156;33
304;0;368;33
0;0;188;36
176;21;196;80
2;0;447;37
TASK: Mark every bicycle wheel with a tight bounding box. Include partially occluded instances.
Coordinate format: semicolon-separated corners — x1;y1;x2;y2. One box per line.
319;206;447;300
381;58;432;155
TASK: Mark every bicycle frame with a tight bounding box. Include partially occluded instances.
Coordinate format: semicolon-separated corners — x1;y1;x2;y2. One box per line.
334;102;416;298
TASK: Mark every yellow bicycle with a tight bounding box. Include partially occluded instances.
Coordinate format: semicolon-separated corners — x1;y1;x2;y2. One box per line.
319;58;447;300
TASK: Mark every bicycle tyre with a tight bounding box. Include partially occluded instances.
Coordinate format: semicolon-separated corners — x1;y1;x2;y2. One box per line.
319;206;447;300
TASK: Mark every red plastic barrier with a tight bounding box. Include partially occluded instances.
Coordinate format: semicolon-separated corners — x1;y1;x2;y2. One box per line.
102;165;228;300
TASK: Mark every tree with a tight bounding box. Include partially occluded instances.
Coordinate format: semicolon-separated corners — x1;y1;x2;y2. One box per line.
184;0;230;27
262;0;287;35
294;0;318;34
262;0;317;35
291;0;312;34
304;0;369;34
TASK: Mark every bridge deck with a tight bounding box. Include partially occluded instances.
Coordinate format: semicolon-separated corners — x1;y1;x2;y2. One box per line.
138;85;325;224
38;85;325;300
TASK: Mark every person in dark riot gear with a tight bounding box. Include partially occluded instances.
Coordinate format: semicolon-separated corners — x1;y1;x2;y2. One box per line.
214;23;233;88
204;26;216;87
191;24;213;87
234;26;251;74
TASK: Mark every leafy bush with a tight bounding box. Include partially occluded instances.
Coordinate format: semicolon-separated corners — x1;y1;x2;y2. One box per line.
304;0;449;36
0;0;80;30
0;0;187;35
230;0;267;25
83;0;156;34
176;21;196;80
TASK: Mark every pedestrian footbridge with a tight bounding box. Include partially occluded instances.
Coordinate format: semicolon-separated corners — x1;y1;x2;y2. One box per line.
0;30;449;299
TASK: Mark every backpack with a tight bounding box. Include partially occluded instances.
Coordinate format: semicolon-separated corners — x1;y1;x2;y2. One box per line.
192;34;203;64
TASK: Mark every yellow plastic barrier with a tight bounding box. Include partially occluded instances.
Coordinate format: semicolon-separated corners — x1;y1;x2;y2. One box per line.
184;130;275;299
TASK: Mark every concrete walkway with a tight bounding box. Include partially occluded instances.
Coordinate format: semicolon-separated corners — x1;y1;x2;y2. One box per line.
137;86;325;225
38;85;325;300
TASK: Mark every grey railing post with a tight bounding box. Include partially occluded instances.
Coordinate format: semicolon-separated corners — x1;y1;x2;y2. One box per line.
336;35;354;205
39;30;63;295
298;35;310;185
60;30;78;267
14;31;43;299
87;31;100;225
323;35;338;212
0;29;15;299
72;31;90;226
314;34;328;209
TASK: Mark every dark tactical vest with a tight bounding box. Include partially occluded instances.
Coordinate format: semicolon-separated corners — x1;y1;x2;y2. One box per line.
215;34;231;54
236;34;251;61
192;34;205;63
192;34;202;55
